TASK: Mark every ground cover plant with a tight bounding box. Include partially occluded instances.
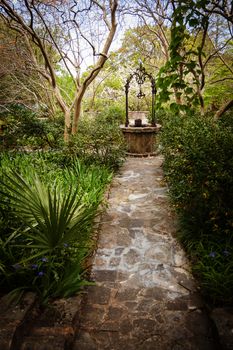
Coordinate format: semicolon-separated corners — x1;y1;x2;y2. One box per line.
0;152;112;303
160;111;233;305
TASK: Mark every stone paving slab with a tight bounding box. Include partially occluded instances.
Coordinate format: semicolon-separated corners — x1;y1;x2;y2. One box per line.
0;291;82;349
0;292;36;350
72;156;217;350
19;295;82;349
211;308;233;350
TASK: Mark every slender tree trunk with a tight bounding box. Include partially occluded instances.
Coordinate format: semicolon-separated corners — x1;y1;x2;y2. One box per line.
173;87;182;104
54;87;71;141
198;92;205;115
71;0;118;134
214;99;233;120
63;111;71;141
72;103;81;135
72;88;85;135
1;0;118;140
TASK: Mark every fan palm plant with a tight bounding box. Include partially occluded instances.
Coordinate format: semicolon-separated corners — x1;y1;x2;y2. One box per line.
0;170;99;256
0;169;102;301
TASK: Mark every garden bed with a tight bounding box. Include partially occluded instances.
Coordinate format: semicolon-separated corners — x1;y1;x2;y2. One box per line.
0;151;112;304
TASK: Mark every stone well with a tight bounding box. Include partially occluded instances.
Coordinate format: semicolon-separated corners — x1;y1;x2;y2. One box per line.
122;63;161;156
120;123;161;156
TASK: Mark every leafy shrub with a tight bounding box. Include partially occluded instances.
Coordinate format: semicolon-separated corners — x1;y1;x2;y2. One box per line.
97;103;125;125
160;111;233;304
65;115;126;169
0;104;63;150
0;104;126;169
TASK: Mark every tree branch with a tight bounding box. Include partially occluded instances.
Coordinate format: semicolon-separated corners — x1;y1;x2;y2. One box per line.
214;98;233;120
209;77;233;84
31;3;77;87
1;0;57;88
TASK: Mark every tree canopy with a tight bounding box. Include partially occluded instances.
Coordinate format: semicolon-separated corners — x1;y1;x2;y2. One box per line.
0;0;233;134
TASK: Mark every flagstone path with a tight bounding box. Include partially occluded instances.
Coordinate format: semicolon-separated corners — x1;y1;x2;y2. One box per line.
2;155;231;350
72;156;217;350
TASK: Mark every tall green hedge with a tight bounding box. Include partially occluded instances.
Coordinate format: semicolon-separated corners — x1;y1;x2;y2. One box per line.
160;112;233;305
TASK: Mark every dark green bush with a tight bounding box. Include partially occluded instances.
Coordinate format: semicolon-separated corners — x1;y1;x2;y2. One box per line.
0;105;63;150
0;105;126;170
97;103;125;125
160;111;233;305
64;115;126;169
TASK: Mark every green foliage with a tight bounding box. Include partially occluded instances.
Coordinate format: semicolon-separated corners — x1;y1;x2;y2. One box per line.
160;111;233;304
119;25;168;69
192;240;233;305
57;71;76;104
104;76;122;91
0;152;111;302
97;104;125;125
81;65;123;110
156;23;201;114
156;0;233;117
155;0;209;114
1;171;98;254
65;114;126;169
204;41;233;108
0;105;63;150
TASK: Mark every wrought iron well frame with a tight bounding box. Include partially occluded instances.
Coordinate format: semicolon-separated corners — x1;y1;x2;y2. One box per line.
124;63;157;127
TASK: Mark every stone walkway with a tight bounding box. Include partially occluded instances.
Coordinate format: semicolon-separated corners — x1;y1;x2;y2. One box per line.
72;156;216;350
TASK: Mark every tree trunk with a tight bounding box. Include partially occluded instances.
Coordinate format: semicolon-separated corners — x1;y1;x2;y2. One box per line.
72;87;86;135
174;87;182;104
54;87;71;141
214;99;233;120
71;0;118;134
64;110;71;142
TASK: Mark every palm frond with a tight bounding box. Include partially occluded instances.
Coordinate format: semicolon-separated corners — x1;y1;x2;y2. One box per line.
0;169;98;252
